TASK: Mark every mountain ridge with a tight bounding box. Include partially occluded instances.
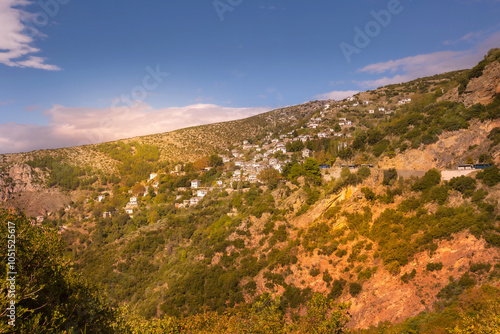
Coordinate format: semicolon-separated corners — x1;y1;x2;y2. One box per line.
1;50;500;333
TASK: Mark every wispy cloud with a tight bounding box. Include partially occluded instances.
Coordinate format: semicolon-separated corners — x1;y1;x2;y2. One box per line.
0;0;60;70
0;99;15;106
443;24;500;45
355;29;500;89
314;90;360;101
0;102;271;153
24;104;39;111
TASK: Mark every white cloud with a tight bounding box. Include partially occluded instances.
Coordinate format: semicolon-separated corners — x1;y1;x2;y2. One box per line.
355;30;500;89
0;0;60;70
0;102;271;154
314;90;360;101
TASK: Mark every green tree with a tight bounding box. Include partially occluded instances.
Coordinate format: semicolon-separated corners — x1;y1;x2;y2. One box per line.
412;168;441;191
0;209;117;333
258;168;281;190
299;293;351;334
209;154;223;167
476;165;500;186
361;187;376;201
382;168;398;186
338;148;353;161
304;158;322;184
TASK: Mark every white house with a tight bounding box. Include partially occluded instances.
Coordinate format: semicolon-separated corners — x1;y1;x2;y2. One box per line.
302;148;312;158
398;98;412;105
298;135;310;143
197;189;208;198
248;174;258;183
271;164;283;173
276;144;287;154
190;197;201;206
216;180;223;186
125;208;134;214
318;132;328;138
129;197;138;206
369;109;375;114
232;150;243;158
149;173;158;180
191;180;202;189
378;107;385;112
97;195;105;202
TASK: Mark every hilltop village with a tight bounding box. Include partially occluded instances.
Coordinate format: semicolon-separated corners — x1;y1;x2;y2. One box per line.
38;94;418;223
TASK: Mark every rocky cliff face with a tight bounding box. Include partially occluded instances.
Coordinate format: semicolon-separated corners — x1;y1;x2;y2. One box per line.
462;61;500;107
379;119;500;170
0;164;41;202
0;163;74;216
440;60;500;107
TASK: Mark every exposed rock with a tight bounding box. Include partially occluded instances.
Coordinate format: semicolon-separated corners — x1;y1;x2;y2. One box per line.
0;164;40;202
380;119;500;170
440;60;500;107
462;61;500;107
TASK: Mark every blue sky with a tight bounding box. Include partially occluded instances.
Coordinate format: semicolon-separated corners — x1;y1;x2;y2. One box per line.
0;0;499;153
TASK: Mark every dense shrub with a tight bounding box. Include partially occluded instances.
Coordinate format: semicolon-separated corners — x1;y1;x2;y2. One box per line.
382;169;398;186
349;282;362;297
328;278;346;300
426;262;443;271
476;166;500;187
361;187;376;201
412;169;441;192
448;176;477;196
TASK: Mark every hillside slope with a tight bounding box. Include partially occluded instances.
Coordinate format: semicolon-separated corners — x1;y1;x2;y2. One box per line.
0;50;499;332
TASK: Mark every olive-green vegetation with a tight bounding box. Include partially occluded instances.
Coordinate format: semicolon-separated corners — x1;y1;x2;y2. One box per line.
6;52;500;333
27;155;98;190
0;209;117;333
98;142;161;185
